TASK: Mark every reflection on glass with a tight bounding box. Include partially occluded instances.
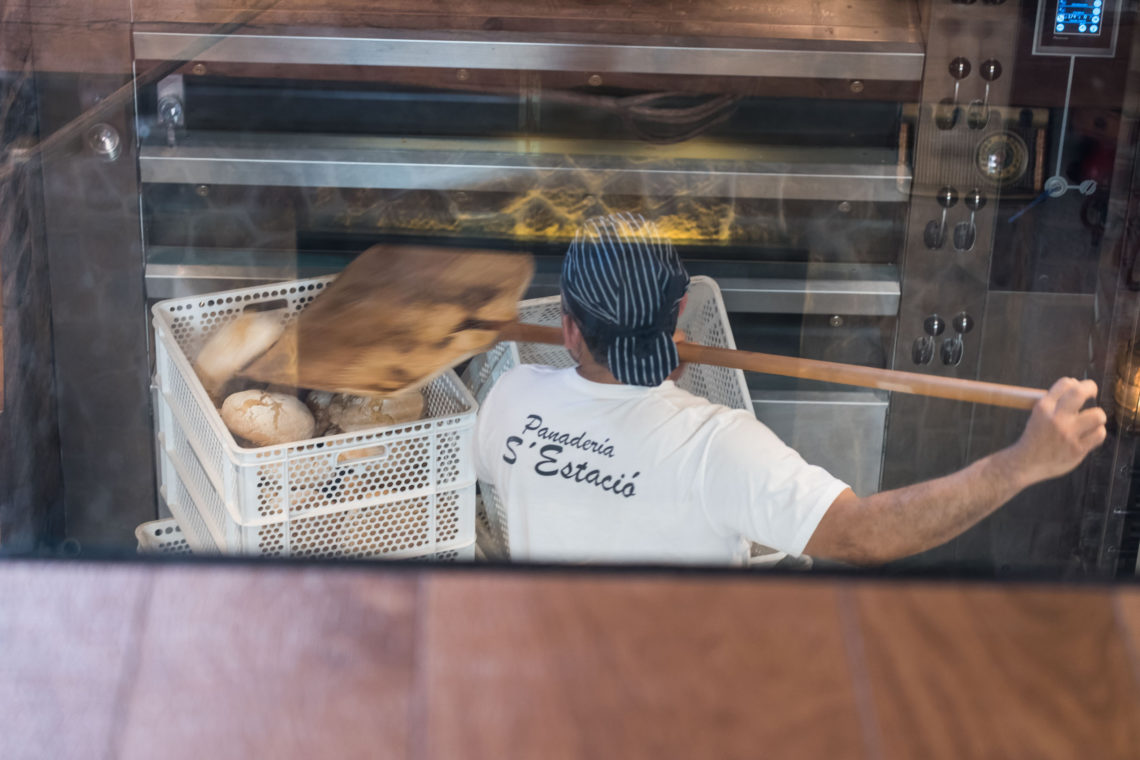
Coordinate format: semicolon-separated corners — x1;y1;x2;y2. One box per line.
1;0;1139;579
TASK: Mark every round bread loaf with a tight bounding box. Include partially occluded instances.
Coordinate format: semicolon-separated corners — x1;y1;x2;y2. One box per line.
194;310;287;400
221;390;316;447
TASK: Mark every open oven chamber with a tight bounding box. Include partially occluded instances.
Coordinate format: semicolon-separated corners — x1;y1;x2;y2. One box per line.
21;0;1140;575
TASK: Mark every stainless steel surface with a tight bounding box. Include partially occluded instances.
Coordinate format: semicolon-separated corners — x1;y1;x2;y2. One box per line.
960;292;1099;573
882;0;1021;541
37;71;158;548
133;30;925;81
145;249;344;298
148;254;899;317
753;391;888;497
0;86;65;549
716;275;899;316
536;273;899;315
139;134;910;202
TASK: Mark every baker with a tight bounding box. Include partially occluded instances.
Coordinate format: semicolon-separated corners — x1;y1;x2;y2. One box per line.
473;212;1108;565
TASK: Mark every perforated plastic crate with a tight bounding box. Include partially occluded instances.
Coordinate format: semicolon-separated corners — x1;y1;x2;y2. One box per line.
151;277;477;559
462;275;754;556
136;517;475;561
135;519;192;555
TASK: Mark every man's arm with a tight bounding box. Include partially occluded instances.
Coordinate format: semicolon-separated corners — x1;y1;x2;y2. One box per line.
804;378;1108;565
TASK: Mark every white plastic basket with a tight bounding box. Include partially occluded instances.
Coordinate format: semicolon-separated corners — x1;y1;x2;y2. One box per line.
151;277;478;559
462;275;754;556
136;517;475;561
135;519;193;555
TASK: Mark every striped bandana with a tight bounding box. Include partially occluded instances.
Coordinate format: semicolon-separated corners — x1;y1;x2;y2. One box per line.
561;212;690;386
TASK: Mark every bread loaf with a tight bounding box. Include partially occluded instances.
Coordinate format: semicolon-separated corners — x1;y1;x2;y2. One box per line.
221;390;316;447
194;310;287;400
305;388;425;435
305;390;336;436
328;389;426;433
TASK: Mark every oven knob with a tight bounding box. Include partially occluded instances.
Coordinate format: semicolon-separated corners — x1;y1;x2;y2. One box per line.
939;187;961;209
925;187;959;249
980;59;1002;81
924;314;946;336
964;189;987;212
935;98;960;130
953;312;974;335
941;336;965;367
971;62;1001;130
913;336;935;365
953;222;974;251
924;220;943;249
954;189;987;251
943;58;972;127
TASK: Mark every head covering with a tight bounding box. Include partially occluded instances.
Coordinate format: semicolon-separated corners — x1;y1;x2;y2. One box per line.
561;212;690;386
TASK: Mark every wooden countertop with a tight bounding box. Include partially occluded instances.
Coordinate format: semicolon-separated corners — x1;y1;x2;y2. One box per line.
2;560;1139;759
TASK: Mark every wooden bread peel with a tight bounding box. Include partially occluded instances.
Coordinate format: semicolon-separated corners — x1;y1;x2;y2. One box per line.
242;245;535;395
242;245;1046;410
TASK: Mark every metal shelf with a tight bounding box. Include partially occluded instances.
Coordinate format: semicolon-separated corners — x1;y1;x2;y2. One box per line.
134;28;923;81
140;133;910;202
716;275;898;316
146;248;899;317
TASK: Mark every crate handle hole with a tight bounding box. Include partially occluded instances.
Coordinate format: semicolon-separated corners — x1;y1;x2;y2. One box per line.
243;299;289;314
336;445;389;467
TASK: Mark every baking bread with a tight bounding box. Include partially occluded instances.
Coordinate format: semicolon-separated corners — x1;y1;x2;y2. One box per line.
327;388;425;433
221;390;316;447
304;388;425;436
194;310;287;400
305;390;336;436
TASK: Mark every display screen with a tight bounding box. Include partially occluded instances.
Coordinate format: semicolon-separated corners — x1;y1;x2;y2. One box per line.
1054;0;1104;36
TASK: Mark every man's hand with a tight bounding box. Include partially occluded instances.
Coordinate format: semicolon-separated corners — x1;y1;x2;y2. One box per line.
1005;378;1108;488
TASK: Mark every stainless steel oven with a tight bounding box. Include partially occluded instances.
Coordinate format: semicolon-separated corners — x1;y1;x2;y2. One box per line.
14;0;1140;574
131;10;924;502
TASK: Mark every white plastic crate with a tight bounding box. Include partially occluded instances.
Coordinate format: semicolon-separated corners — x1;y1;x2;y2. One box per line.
151;277;478;559
136;517;475;561
462;275;754;556
159;419;475;558
135;519;192;555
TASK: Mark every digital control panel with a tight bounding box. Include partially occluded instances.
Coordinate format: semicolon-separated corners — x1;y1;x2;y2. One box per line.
1034;0;1122;56
1054;0;1104;36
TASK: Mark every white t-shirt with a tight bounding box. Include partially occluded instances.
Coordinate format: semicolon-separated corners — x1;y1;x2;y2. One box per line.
474;365;849;565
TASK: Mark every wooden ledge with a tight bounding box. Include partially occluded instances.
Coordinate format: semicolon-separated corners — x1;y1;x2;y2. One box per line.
2;561;1139;759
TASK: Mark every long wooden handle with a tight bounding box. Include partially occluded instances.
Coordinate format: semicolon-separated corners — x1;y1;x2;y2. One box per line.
498;322;1046;411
